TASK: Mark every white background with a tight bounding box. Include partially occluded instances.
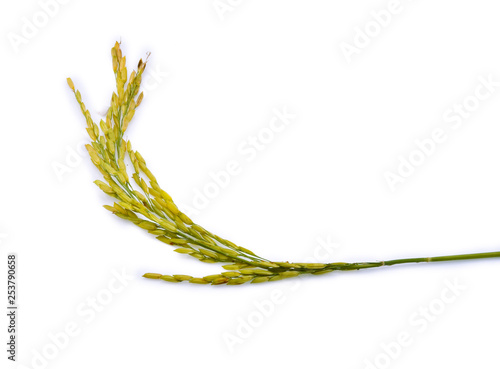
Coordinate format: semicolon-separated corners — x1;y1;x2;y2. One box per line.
1;0;500;368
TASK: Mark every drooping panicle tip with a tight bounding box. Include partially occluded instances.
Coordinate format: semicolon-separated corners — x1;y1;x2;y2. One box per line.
67;78;75;91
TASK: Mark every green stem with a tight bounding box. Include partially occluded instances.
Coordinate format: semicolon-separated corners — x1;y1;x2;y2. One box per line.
332;251;500;271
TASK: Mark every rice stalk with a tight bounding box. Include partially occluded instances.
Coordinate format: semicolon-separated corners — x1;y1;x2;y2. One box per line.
68;42;500;286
